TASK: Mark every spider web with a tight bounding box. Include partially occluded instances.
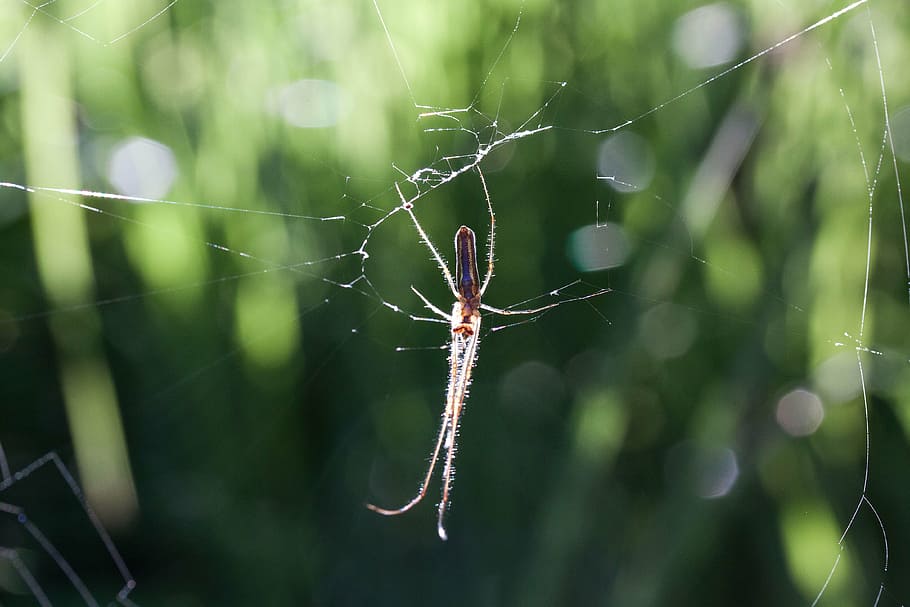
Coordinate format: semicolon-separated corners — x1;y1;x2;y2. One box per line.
0;0;908;604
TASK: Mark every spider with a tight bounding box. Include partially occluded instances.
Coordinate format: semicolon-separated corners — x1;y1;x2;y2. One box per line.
367;168;608;540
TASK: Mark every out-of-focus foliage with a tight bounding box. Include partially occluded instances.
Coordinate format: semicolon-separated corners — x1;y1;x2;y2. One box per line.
1;0;909;605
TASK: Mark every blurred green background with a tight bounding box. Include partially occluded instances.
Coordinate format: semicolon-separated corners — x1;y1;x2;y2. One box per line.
1;0;909;605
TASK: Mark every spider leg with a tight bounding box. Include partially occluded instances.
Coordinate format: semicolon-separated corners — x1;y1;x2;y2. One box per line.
436;317;481;540
476;167;496;297
366;402;452;517
411;286;451;320
479;301;561;316
397;183;460;298
480;288;611;316
366;329;462;522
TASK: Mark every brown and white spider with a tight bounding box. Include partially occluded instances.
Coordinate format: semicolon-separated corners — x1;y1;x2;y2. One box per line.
367;168;608;540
